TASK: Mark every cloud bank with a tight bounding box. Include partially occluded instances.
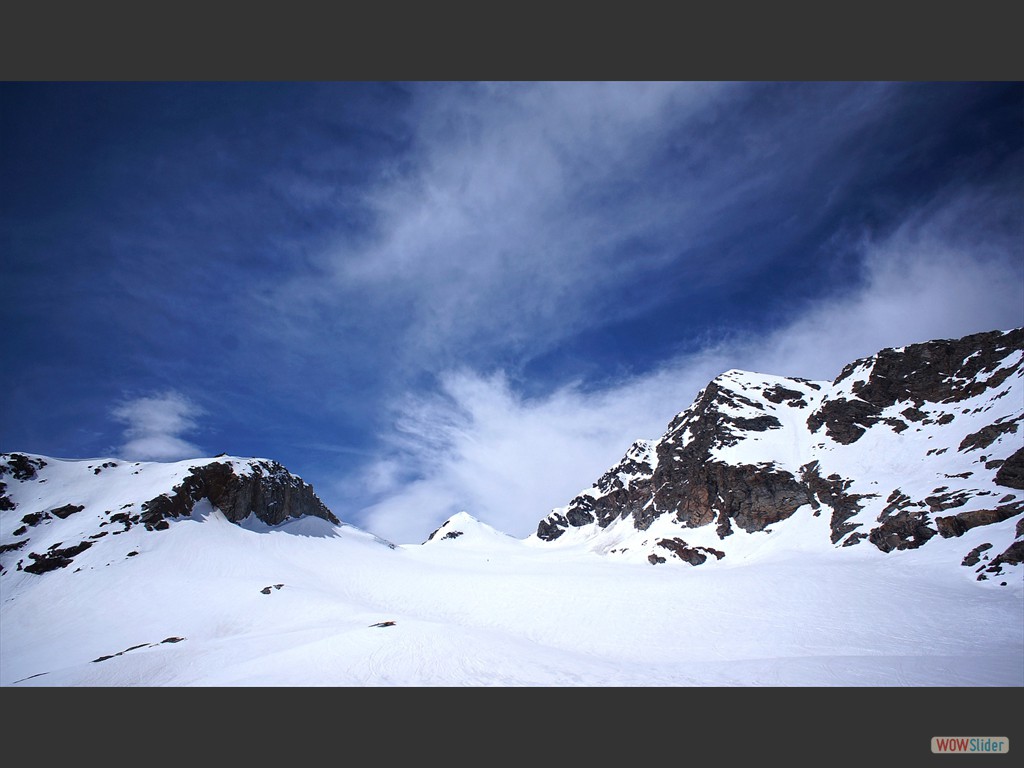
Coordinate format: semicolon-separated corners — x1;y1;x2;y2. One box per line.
355;189;1024;543
112;391;204;461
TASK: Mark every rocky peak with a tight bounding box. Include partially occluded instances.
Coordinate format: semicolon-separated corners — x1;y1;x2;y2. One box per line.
535;328;1024;580
137;459;339;530
0;454;339;577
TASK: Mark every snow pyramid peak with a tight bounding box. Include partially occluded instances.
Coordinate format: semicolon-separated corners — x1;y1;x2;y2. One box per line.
424;511;516;545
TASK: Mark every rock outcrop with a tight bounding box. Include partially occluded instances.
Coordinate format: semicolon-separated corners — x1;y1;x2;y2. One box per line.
138;460;339;529
0;454;340;577
536;328;1024;574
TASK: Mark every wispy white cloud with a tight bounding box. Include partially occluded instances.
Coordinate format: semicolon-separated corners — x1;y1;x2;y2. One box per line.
264;83;899;382
112;391;204;461
354;188;1024;544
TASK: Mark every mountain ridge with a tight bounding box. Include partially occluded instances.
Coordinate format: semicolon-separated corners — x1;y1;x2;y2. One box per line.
533;328;1024;582
1;328;1022;687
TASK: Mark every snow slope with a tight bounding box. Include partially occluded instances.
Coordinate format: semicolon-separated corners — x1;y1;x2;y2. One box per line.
1;329;1021;687
1;467;1020;687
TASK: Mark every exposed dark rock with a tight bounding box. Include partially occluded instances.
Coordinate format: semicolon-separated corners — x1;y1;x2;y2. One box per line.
139;460;339;531
655;538;726;566
807;397;881;444
734;415;783;432
12;525;27;536
20;512;50;527
0;453;47;481
537;513;568;541
881;489;914;516
566;505;597;527
868;509;937;552
924;491;972;512
536;329;1023;564
902;407;928;422
935;501;1024;537
994;447;1024;489
260;583;284;594
962;543;993;567
539;381;814;543
23;540;93;574
809;329;1024;446
959;417;1022;453
0;540;27;554
0;483;14;511
800;461;876;544
108;512;131;529
979;541;1024;579
51;503;85;519
370;621;396;627
427;518;471;542
763;385;808;406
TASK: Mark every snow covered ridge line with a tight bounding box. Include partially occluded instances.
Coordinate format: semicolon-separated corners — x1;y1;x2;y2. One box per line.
536;328;1024;580
0;453;342;577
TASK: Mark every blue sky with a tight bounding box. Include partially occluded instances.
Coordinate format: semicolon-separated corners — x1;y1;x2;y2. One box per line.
2;82;1022;543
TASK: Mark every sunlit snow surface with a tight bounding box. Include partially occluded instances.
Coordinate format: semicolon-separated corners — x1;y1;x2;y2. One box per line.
1;461;1020;686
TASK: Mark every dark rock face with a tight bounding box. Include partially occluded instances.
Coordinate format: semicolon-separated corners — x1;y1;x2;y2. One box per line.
994;447;1024;489
1;454;49;511
935;501;1024;538
807;328;1024;446
51;504;85;519
868;509;938;552
538;382;812;542
962;543;993;567
652;538;726;566
800;461;878;544
427;518;467;542
23;540;93;574
536;328;1024;562
0;454;47;481
959;417;1022;453
139;460;339;530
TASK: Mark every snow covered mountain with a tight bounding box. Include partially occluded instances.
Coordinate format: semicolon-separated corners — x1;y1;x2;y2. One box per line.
0;454;358;578
0;329;1021;687
536;328;1023;584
